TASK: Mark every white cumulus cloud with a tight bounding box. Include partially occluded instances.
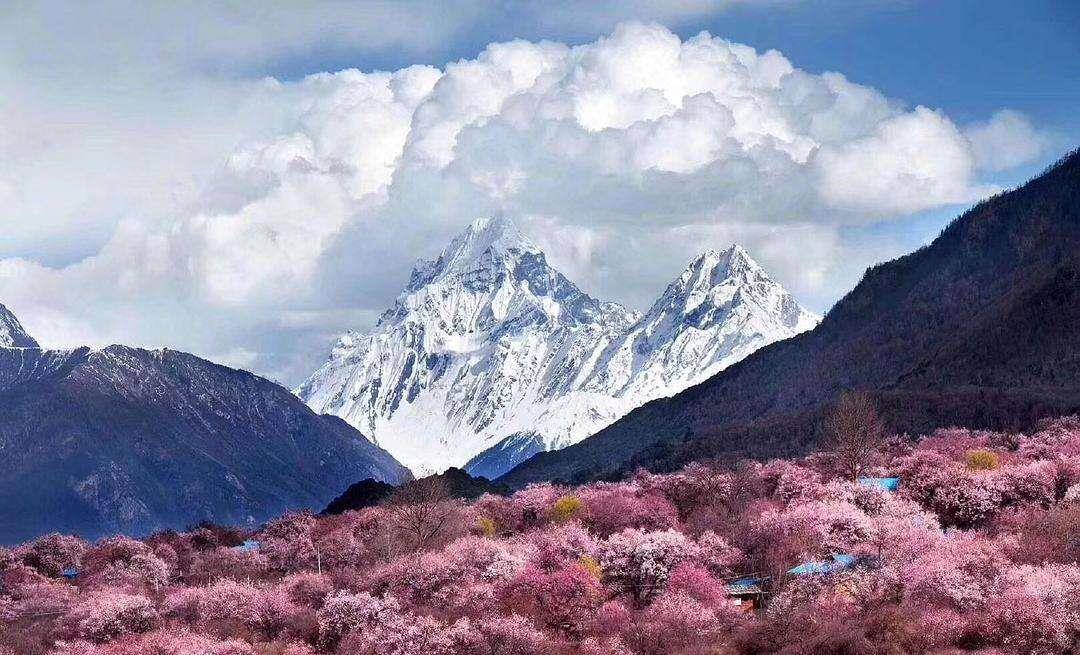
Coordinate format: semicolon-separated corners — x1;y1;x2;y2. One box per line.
0;21;1050;384
965;109;1050;173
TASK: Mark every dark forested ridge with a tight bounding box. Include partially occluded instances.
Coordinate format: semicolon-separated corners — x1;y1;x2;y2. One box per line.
322;467;507;515
503;149;1080;487
0;345;410;544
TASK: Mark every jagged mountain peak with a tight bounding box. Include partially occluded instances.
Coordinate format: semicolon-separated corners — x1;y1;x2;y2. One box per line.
652;245;819;334
677;243;765;290
457;215;538;257
407;216;540;291
0;303;39;349
300;227;817;476
501;149;1080;489
386;218;633;335
692;242;752;266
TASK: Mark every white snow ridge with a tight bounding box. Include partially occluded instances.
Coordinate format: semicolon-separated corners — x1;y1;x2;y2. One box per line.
297;218;818;477
0;303;39;349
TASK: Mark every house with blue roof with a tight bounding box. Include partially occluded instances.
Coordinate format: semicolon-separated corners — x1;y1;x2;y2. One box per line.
724;575;769;611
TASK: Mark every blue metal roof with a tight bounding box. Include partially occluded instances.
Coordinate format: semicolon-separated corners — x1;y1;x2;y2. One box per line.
788;554;859;575
858;477;900;491
788;561;829;575
60;567;79;579
233;539;261;552
726;577;765;591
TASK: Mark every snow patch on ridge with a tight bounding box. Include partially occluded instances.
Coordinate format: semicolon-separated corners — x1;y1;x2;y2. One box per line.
0;303;39;349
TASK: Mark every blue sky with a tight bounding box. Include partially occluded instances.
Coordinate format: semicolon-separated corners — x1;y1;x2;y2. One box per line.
1;1;1075;383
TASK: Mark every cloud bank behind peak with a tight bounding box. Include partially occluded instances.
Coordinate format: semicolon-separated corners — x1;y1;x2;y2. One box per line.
0;19;1050;384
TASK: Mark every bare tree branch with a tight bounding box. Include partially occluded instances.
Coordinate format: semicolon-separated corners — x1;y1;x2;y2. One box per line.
822;391;885;481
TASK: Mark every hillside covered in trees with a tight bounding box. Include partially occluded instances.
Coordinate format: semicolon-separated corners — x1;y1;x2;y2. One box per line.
503;149;1080;487
7;410;1080;655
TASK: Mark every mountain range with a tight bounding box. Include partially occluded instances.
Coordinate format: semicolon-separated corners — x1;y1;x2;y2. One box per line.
297;217;817;477
0;308;409;544
7;148;1079;545
502;149;1080;487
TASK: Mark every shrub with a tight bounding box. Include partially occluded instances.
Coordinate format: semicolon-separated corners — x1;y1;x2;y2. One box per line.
550;495;585;523
163;586;204;623
525;522;598;571
499;561;604;636
16;533;88;577
978;564;1080;654
67;591;157;642
967;449;1002;471
317;591;399;646
260;512;319;571
579;486;679;536
579;555;602;580
1001;504;1080;564
189;546;270;583
663;564;727;609
507;484;566;530
198;579;259;634
753;500;874;563
634;464;735;519
624;592;726;655
477;516;497;537
599;529;697;605
338;611;453;655
931;473;1005;527
249;586;301;640
903;533;1009;612
459;614;552;655
283;571;334;607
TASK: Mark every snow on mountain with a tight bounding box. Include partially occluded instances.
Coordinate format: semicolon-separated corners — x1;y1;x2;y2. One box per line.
582;245;819;405
0;303;39;348
297;217;638;474
298;218;818;476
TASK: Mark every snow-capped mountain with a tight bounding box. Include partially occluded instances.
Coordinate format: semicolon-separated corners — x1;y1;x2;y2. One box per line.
297;217;639;474
582;245;819;405
0;303;39;348
298;217;818;476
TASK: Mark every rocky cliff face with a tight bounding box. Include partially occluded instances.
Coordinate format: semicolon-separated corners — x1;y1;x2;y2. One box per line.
299;217;817;477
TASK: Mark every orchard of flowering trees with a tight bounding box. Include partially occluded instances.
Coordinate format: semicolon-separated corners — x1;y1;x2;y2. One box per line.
8;417;1080;654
